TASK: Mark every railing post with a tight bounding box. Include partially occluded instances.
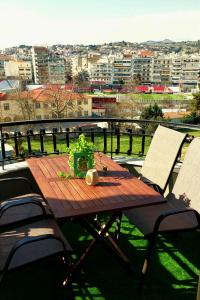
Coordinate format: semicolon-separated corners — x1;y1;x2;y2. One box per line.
14;131;19;157
91;128;94;143
0;126;5;170
115;128;120;154
127;128;132;156
27;129;33;156
40;129;45;154
78;127;82;136
66;128;70;148
110;122;114;159
103;128;107;154
52;128;59;154
141;129;146;156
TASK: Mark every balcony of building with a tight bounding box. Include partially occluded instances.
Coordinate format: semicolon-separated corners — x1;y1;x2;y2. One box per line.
0;117;199;300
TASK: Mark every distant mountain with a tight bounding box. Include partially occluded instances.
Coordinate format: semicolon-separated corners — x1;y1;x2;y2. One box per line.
162;39;174;43
145;39;174;44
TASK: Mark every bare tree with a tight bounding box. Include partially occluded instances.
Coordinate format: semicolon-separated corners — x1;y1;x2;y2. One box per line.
113;99;139;119
44;84;84;118
16;89;42;120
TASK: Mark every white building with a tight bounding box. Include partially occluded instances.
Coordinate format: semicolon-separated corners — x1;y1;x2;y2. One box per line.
4;61;32;81
171;56;200;91
89;58;113;83
152;56;171;84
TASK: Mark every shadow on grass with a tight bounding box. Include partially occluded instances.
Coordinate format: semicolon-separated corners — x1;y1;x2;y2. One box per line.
1;216;199;300
63;216;199;300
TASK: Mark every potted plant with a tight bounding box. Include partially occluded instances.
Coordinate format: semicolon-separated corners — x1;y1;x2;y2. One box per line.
66;134;95;178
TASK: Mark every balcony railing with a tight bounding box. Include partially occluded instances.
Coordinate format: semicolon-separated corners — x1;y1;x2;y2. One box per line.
0;118;199;170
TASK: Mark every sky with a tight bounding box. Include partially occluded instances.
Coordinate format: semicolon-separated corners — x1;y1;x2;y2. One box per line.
0;0;200;48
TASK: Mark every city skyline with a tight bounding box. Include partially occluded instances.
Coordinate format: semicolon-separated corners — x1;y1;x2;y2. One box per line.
0;0;200;49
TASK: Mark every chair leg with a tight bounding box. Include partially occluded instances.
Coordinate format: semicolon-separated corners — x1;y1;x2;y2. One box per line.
139;234;157;290
114;211;122;240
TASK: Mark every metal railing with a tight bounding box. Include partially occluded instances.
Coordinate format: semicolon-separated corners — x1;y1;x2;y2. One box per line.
0;118;199;170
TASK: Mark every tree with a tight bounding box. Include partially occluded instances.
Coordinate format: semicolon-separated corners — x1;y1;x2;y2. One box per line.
125;73;142;92
113;99;138;119
190;92;200;114
16;89;39;120
183;111;200;124
44;85;83;118
140;103;163;120
73;71;90;89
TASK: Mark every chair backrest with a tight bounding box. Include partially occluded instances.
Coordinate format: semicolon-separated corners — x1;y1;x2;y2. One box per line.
141;125;186;192
172;138;200;213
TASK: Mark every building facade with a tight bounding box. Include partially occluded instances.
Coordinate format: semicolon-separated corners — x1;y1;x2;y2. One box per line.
31;46;49;84
4;61;32;81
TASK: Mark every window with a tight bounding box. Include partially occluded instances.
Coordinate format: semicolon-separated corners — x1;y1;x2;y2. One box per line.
35;102;41;109
68;112;73;117
43;103;48;108
36;115;42;120
84;99;88;105
77;100;82;105
3;103;10;111
84;111;88;116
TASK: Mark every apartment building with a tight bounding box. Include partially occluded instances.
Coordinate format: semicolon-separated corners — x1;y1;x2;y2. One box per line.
152;57;171;84
89;59;113;83
31;46;49;84
71;55;90;77
4;61;32;81
64;57;72;82
171;56;200;91
132;57;152;84
0;60;5;80
112;58;132;84
48;54;66;84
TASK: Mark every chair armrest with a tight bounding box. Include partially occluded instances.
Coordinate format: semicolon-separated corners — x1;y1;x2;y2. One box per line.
1;233;72;283
0;177;33;190
0;197;47;219
153;208;200;234
139;176;163;195
0;177;34;201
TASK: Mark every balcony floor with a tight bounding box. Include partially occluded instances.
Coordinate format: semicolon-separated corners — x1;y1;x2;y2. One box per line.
1;215;199;300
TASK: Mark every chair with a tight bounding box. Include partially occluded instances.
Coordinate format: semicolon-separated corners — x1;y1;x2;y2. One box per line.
124;137;200;287
115;125;186;239
139;125;186;194
0;177;51;227
0;203;72;286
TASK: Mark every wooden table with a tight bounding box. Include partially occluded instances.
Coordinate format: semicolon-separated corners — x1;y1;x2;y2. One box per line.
27;153;165;275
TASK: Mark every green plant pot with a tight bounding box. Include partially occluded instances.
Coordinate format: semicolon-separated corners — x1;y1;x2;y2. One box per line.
73;152;94;178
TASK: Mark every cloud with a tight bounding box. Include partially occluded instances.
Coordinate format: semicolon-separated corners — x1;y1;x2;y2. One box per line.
0;5;200;48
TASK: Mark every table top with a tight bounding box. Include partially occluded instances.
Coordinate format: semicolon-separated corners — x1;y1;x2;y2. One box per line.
27;154;165;220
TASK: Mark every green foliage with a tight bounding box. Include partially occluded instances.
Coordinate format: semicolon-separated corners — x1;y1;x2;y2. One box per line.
190;92;200;113
66;134;95;171
57;171;72;179
140;103;163;133
182;111;200;124
141;103;163;120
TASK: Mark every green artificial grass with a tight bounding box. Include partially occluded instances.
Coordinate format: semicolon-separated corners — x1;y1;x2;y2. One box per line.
1;215;199;300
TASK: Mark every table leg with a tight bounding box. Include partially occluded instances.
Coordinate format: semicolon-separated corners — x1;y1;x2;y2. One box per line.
71;212;132;276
